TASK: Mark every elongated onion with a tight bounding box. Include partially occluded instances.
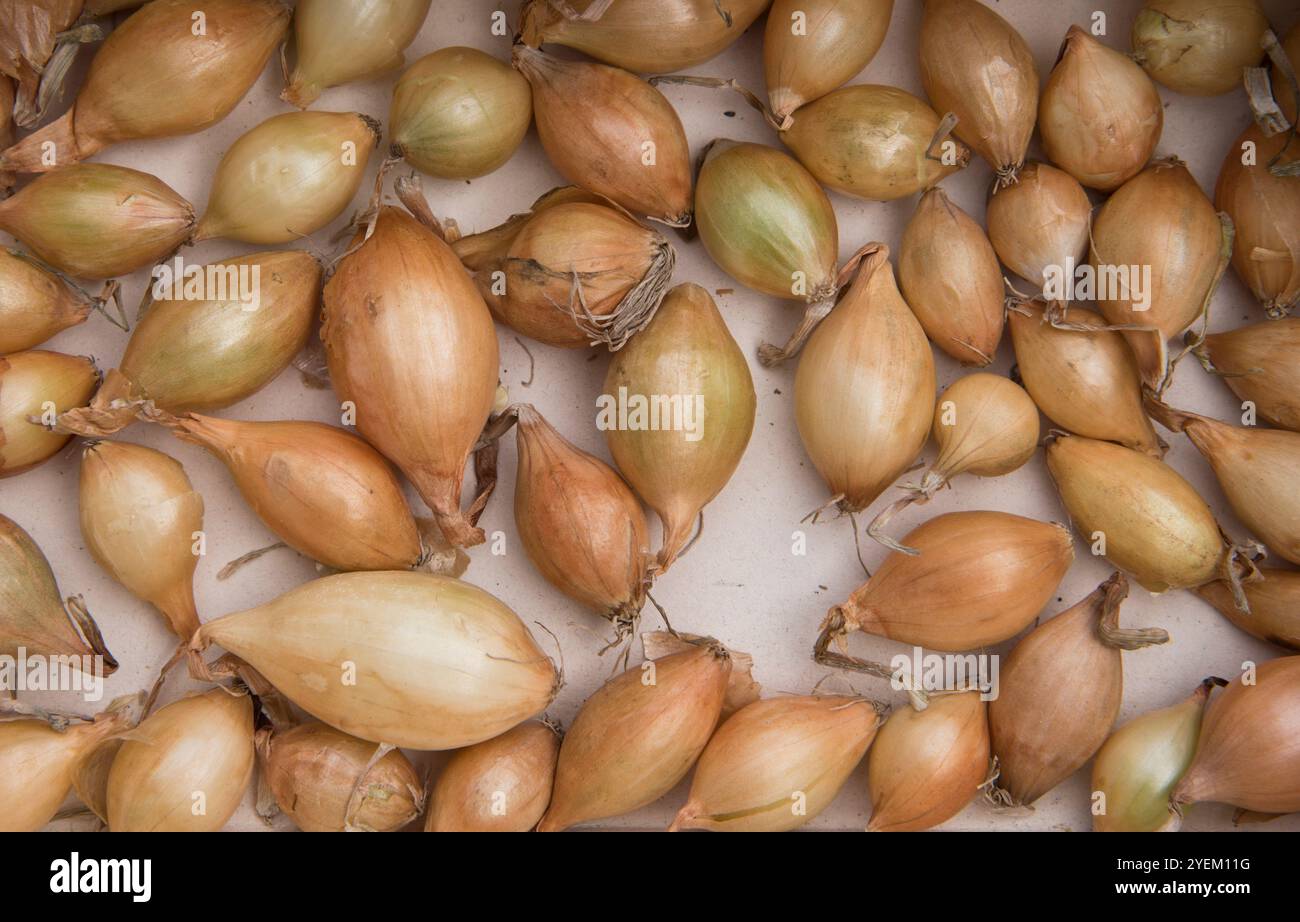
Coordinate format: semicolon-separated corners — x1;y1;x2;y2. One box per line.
1196;318;1300;432
1133;0;1268;97
986;161;1092;292
0;350;98;477
424;721;560;833
0;249;116;354
1198;569;1300;651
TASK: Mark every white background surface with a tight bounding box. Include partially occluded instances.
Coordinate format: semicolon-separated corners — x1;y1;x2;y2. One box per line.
10;0;1299;832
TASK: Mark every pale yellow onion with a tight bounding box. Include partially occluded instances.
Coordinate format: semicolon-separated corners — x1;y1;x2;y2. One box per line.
106;688;254;832
283;0;432;109
919;0;1038;182
78;441;203;640
0;249;107;353
1040;26;1164;192
986;161;1092;292
763;0;895;123
671;695;881;833
190;571;558;751
390;47;532;180
603;284;756;571
537;643;731;831
0;350;98;477
424;721;560;832
0;163;194;279
0;0;290;172
1197;318;1300;432
898;187;1004;365
1133;0;1268;97
1197;569;1300;651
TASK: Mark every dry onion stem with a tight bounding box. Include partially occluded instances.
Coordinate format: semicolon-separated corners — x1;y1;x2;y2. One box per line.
1195;318;1300;432
424;720;560;833
0;350;99;477
1132;0;1268;97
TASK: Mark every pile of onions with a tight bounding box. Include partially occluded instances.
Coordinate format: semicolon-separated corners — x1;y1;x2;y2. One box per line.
257;721;424;833
512;404;651;642
1172;656;1300;814
391;47;532;180
818;511;1073;658
867;691;989;832
1092;680;1217;832
519;0;769;74
0;350;99;476
0;249;122;353
1197;569;1300;651
193;111;381;245
603;284;756;572
671;695;881;832
986;161;1092;293
1196;318;1300;431
323;206;498;548
59;250;319;438
424;721;560;832
989;573;1169;807
190;572;558;750
763;0;895;125
794;245;935;515
513;46;692;227
78;441;203;641
538;642;731;831
452;187;675;350
1132;0;1268;97
283;0;431;109
1091;158;1231;388
107;688;254;832
0;0;290;173
1040;26;1163;192
898;187;1004;365
0;164;194;279
919;0;1038;185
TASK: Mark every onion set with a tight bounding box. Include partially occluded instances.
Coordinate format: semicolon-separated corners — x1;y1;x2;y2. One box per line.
1132;0;1268;97
0;249;123;353
986;161;1092;292
1196;318;1300;431
0;350;99;477
1197;569;1300;651
424;720;560;832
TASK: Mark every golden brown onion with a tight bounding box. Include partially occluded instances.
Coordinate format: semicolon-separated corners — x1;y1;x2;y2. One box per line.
1197;318;1300;431
424;721;560;833
0;350;98;477
986;161;1092;292
0;249;111;353
1133;0;1268;97
1197;569;1300;651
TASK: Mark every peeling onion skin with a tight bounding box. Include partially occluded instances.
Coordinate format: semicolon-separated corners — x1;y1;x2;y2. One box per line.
1197;570;1300;652
424;721;560;833
1198;319;1300;432
1132;0;1269;97
0;350;99;478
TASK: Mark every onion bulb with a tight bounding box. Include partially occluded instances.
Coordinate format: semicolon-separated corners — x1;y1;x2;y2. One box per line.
323;206;499;548
671;695;881;833
989;573;1169;807
0;350;99;477
391;47;532;180
1172;655;1300;814
190;571;558;751
0;0;290;173
898;187;1004;365
78;441;203;640
0;163;194;279
424;720;560;833
918;0;1038;183
538;642;731;831
513;46;692;227
1092;679;1216;832
1197;569;1300;651
603;284;756;572
0;249;117;354
1197;318;1300;432
1132;0;1268;97
452;187;675;350
257;721;423;832
107;688;254;832
518;0;769;74
986;161;1092;292
867;691;989;832
1040;26;1164;192
283;0;432;109
763;0;895;125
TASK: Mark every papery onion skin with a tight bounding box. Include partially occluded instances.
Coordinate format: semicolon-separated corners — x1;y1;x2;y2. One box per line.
0;0;80;127
671;695;880;833
1197;570;1300;651
986;161;1092;292
0;249;96;353
0;350;98;477
603;284;756;572
259;721;423;833
898;187;1004;365
764;0;895;123
424;720;560;833
931;374;1039;481
919;0;1038;180
867;691;989;832
1199;318;1300;432
538;643;731;831
513;46;693;226
79;441;203;640
192;572;557;751
1045;434;1223;592
1173;656;1300;813
391;47;532;180
1040;26;1163;192
107;689;254;832
0;164;194;279
782;85;969;201
323;207;499;548
1132;0;1268;97
0;0;291;172
795;246;936;513
519;0;770;74
283;0;432;109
